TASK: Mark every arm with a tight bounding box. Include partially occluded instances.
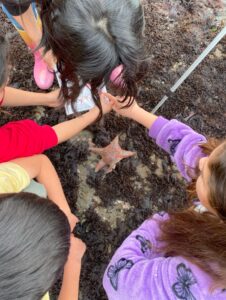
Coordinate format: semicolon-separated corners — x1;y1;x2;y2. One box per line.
53;106;99;143
3;87;61;107
105;93;207;180
53;94;113;143
12;155;77;229
58;236;86;300
0;95;112;163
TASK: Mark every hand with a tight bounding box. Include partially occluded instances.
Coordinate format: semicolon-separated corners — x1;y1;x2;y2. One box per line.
67;213;79;231
103;92;140;119
46;89;63;108
68;235;86;263
98;92;114;114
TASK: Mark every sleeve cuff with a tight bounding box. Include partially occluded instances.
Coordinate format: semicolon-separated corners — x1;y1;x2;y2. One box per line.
42;125;58;150
148;117;169;139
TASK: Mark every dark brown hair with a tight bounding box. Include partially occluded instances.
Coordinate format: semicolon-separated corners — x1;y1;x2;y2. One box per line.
39;0;149;117
158;138;226;289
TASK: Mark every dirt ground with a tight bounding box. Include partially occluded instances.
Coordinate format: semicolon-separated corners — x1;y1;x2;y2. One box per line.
0;1;226;299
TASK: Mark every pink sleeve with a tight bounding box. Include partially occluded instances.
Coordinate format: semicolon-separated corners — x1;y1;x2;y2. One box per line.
0;119;58;162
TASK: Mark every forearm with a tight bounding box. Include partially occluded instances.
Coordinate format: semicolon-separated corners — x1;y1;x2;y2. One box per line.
130;106;158;129
36;155;71;215
53;107;99;144
13;155;71;216
3;87;50;107
58;260;82;300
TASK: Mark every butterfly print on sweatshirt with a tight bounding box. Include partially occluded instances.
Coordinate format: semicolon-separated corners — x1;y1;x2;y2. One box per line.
168;139;181;156
172;263;197;300
136;235;152;253
107;258;134;291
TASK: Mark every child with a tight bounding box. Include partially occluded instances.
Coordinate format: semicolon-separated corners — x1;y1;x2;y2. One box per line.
39;0;147;115
0;150;88;299
2;1;147;114
103;93;226;299
0;192;86;300
0;34;60;107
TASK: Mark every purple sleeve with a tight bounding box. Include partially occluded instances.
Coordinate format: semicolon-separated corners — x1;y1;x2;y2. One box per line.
149;117;207;181
103;213;202;300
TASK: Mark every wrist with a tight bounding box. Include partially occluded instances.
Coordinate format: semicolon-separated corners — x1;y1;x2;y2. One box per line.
66;255;82;267
89;106;99;119
130;105;144;122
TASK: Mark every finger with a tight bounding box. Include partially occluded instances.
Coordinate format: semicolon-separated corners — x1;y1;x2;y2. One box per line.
74;215;79;223
102;92;117;103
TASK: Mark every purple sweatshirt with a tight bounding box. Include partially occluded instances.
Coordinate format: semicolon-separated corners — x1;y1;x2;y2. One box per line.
103;117;226;300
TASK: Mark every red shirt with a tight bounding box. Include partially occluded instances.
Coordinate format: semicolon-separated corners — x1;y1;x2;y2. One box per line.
0;119;58;162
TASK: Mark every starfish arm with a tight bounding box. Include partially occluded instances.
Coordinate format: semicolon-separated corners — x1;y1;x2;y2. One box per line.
90;147;104;155
106;167;113;174
111;135;119;147
120;150;136;158
95;159;106;172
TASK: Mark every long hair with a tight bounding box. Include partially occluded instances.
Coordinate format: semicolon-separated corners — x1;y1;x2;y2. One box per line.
0;35;9;87
39;0;148;117
0;192;70;300
158;138;226;289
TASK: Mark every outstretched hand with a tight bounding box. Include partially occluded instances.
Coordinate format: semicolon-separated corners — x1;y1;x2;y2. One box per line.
99;92;115;114
67;213;79;232
69;235;86;263
46;89;63;108
103;92;139;119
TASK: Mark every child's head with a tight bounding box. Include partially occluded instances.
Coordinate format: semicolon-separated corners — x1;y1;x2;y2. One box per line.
158;139;226;289
40;0;148;115
0;192;70;300
0;35;9;89
196;140;226;219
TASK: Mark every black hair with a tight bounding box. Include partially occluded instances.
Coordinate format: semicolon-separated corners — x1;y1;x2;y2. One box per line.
39;0;148;117
0;192;70;300
0;35;9;87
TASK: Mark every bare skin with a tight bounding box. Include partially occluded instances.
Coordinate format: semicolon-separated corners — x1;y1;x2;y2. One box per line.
52;94;114;143
58;235;86;300
1;86;62;107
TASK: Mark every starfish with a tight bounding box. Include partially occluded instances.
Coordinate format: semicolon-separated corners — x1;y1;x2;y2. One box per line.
90;135;136;173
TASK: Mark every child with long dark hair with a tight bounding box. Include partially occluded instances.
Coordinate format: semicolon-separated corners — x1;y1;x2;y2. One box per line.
2;0;148;114
40;0;147;115
103;93;226;299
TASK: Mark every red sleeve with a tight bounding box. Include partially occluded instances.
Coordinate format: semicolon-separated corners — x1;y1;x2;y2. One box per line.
0;119;58;162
